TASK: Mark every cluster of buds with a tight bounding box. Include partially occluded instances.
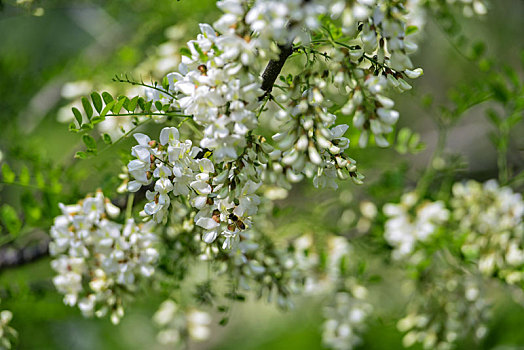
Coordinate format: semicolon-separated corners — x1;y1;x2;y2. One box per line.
327;0;423;148
272;75;362;188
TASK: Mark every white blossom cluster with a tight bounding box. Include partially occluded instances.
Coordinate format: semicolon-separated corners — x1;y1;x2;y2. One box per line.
153;300;212;345
244;0;326;56
330;0;423;148
289;235;372;349
323;290;372;350
149;0;349;162
223;229;311;309
451;180;524;283
321;236;372;350
0;301;16;350
127;127;263;248
383;191;449;260
398;271;490;350
330;0;420;71
163;20;263;162
49;191;158;323
272;77;362;189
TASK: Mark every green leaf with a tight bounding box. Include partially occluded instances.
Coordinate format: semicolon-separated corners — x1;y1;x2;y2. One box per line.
21;192;41;224
155;101;163;111
408;133;425;153
507;112;523;128
470;41;486;60
102;91;114;104
162;76;169;91
82;134;97;150
113;97;127;114
490;80;509;103
0;204;21;236
193;42;207;62
69;122;79;132
180;47;192;58
1;163;15;183
74;151;88;159
19;166;30;185
137;97;146;111
35;170;45;188
81;97;93;120
72;107;83;125
127;96;139;112
122;96;131;111
102;133;112;145
91;92;103;113
100;100;115;118
145;101;153;113
406;25;418;36
91;116;105;124
80;123;94;131
486;108;500;126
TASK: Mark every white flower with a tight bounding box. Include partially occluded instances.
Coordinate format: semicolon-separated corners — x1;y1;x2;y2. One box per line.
451;180;524;282
383;192;449;259
49;192;159;323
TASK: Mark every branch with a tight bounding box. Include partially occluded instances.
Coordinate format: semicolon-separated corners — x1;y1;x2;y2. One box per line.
260;44;294;99
0;236;50;270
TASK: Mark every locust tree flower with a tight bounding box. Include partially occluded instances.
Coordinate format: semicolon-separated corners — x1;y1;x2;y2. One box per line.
451;180;524;282
383;192;449;259
49;192;159;323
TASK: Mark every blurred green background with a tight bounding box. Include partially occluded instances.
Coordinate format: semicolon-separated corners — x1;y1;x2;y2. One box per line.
1;0;523;349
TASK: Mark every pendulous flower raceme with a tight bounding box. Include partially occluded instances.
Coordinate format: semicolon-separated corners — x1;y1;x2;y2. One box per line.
383;191;449;260
126;127;265;248
451;180;524;283
380;179;522;349
49;191;159;324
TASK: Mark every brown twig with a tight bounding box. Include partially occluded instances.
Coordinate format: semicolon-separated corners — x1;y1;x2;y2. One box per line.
260;44;294;99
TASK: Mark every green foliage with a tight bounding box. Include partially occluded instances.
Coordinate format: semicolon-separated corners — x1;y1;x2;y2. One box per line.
1;163;16;183
0;204;21;236
395;128;425;155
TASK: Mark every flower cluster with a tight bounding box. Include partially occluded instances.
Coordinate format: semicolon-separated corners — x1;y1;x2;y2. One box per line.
451;180;524;283
383;192;449;260
244;0;325;56
321;236;372;350
272;76;362;189
323;290;372;350
127;127;263;248
49;191;158;323
166;20;263;162
398;269;490;350
288;234;371;349
329;0;423;147
223;229;307;309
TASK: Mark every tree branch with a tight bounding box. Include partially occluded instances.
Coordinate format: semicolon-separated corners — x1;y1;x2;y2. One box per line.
0;237;50;270
260;44;294;99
